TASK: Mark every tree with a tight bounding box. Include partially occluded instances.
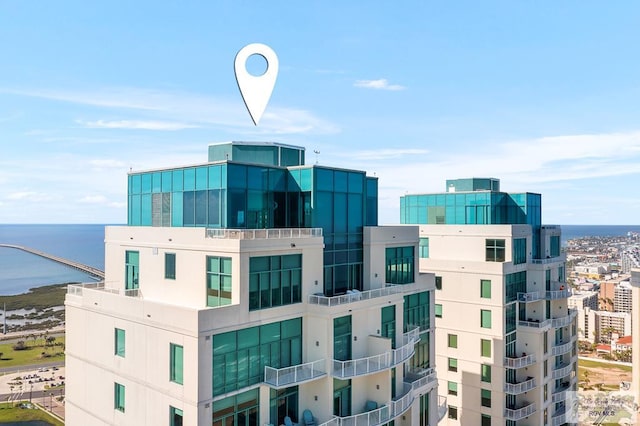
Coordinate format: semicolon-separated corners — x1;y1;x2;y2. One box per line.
12;341;27;351
582;370;591;389
0;352;3;360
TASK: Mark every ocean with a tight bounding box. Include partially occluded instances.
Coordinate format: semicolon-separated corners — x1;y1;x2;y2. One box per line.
0;223;639;296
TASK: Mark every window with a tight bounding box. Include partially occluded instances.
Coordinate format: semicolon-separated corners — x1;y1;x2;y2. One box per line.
448;334;457;348
485;239;505;262
419;238;429;258
114;328;125;357
404;291;430;331
448;358;457;372
249;254;302;310
481;310;492;328
170;343;184;385
505;271;526;303
481;339;491;357
125;250;139;290
385;246;414;284
544;359;548;378
435;276;442;290
513;238;527;265
114;383;125;412
481;389;491;407
165;253;176;279
270;386;298;426
480;279;491;298
435;304;442;318
448;406;458;420
481;364;491;382
206;256;232;307
550;236;560;257
481;414;491;426
447;381;458;396
170;406;183;426
543;331;548;354
212;389;259;426
381;306;396;348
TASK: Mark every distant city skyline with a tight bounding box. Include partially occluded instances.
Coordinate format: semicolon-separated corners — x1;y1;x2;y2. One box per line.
1;2;640;224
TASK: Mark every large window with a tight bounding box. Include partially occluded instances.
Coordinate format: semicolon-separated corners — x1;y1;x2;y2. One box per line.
334;316;352;361
170;407;183;426
114;382;125;412
404;291;430;331
115;328;125;357
481;339;491;357
206;256;232;307
212;389;259;426
419;238;429;258
513;238;527;265
249;254;301;310
381;305;396;348
333;378;352;417
270;386;298;426
411;332;430;371
385;246;414;284
550;235;560;257
212;318;302;396
125;251;139;290
505;304;516;334
170;343;184;385
481;310;492;329
480;279;491;299
485;239;505;262
165;253;176;280
505;271;526;303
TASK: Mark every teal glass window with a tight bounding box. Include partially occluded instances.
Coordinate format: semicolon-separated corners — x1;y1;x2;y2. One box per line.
481;364;491;382
481;339;491;357
381;305;396;348
550;235;560;257
481;389;491;407
212;389;259;425
448;381;458;396
170;406;183;426
505;304;516;334
435;304;442;318
481;414;491;426
125;251;139;290
486;239;505;262
333;378;352;416
249;254;302;310
114;382;125;412
448;357;457;372
513;238;527;264
165;253;176;280
480;279;491;299
170;343;184;385
448;334;457;348
411;331;430;370
115;328;125;357
419;393;429;425
212;318;302;396
334;315;352;361
270;386;298;425
404;291;430;331
206;256;232;307
505;271;526;303
481;310;492;328
419;238;429;258
385;246;414;284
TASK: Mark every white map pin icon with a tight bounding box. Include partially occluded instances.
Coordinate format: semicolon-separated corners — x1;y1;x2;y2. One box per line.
235;43;279;126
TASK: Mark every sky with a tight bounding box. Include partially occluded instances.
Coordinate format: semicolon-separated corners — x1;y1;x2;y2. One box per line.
1;1;639;225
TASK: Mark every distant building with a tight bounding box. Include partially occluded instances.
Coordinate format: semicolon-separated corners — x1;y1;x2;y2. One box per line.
574;264;610;279
568;291;598;340
614;281;633;313
599;281;616;311
621;247;640;273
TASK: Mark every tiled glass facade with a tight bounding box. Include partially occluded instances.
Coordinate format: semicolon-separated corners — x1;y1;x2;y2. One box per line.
249;254;302;310
212;388;259;426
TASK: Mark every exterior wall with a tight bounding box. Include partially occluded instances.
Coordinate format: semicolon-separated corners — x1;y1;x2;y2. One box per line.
630;269;640;405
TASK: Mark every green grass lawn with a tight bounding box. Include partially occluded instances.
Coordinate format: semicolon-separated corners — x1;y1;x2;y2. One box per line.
0;337;65;368
578;358;632;372
0;284;67;311
0;403;63;425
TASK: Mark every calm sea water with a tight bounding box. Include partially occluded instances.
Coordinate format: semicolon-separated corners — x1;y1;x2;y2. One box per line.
0;224;112;295
0;223;639;296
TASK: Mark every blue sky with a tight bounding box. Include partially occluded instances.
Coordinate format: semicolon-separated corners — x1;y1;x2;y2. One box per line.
1;1;639;224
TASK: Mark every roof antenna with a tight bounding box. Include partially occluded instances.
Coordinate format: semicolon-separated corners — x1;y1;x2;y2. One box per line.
313;150;320;164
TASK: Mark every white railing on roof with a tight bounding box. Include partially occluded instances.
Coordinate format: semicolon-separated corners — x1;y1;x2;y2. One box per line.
264;359;326;388
206;227;323;239
504;402;536;420
504;377;536;394
308;286;404;307
67;282;142;298
504;353;536;369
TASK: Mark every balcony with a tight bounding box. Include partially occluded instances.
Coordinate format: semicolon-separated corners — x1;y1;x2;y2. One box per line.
67;282;142;298
333;329;419;378
437;396;448;422
205;227;322;239
545;289;572;300
504;377;536;394
404;367;437;395
551;406;567;426
531;253;567;264
551;309;578;328
553;378;573;395
518;291;542;302
264;359;326;389
552;341;573;357
308;286;404;307
552;363;574;380
504;353;536;369
504;402;536;421
517;318;551;331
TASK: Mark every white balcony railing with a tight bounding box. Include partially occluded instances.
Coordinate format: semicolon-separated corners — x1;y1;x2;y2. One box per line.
552;363;574;380
551;407;567;426
308;286;404;307
504;354;536;369
545;290;572;300
504;377;536;394
552;341;573;356
531;253;567;264
264;359;326;388
333;330;419;378
67;282;142;298
518;319;551;330
504;402;536;421
206;227;322;239
551;309;578;328
404;368;437;394
518;291;542;302
437;396;448;421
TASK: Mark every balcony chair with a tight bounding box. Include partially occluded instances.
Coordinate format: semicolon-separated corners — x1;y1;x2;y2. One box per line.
284;416;298;426
364;400;378;411
302;409;317;426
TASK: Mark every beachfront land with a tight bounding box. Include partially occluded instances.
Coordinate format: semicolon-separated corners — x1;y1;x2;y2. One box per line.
0;336;64;368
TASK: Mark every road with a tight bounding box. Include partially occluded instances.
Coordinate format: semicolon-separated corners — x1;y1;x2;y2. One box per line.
0;360;64;375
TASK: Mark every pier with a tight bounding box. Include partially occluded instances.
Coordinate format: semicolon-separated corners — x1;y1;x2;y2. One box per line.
0;244;105;280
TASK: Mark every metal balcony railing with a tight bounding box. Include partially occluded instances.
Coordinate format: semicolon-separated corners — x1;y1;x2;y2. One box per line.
404;368;437;394
264;359;326;388
518;291;542;302
67;282;142;298
437;396;448;421
545;289;572;300
552;341;573;356
531;253;567;264
504;353;536;369
518;318;551;330
551;309;578;328
552;363;574;380
206;227;322;239
308;286;404;307
551;407;567;426
504;402;536;421
504;377;536;394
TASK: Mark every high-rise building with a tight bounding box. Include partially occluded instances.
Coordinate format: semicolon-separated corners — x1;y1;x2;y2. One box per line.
614;281;633;313
400;178;577;426
630;269;640;406
65;142;440;426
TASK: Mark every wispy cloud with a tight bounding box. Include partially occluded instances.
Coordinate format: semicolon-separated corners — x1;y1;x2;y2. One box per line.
6;191;54;202
80;119;199;131
78;195;108;204
88;159;127;169
344;148;429;161
354;79;406;91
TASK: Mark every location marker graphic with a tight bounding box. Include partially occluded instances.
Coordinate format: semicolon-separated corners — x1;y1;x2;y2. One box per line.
234;43;279;126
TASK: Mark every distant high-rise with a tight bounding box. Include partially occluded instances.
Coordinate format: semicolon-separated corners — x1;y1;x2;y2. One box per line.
401;178;576;426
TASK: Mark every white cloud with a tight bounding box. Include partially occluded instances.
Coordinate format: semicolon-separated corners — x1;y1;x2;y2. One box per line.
81;119;199;131
6;191;53;201
88;159;127;169
78;195;108;204
354;79;406;91
347;148;429;161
